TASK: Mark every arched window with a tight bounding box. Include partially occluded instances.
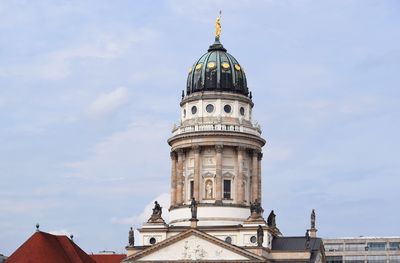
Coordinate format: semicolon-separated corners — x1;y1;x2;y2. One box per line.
223;179;231;199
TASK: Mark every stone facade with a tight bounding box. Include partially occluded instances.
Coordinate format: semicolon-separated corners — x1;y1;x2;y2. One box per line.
125;29;326;262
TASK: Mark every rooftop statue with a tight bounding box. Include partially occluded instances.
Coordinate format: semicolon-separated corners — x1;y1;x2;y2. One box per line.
128;227;134;247
190;197;197;219
257;225;264;247
267;210;276;228
153;201;162;217
250;199;264;215
215;11;222;40
147;201;165;224
311;209;316;229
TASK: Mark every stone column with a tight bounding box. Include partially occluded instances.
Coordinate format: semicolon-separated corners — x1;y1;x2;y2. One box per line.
251;149;259;202
176;149;185;205
236;146;245;204
257;152;263;202
193;145;201;201
170;151;177;206
215;144;223;203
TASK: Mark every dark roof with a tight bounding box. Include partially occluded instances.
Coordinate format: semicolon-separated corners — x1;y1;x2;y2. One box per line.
186;38;249;97
6;231;96;263
272;236;324;263
90;254;126;263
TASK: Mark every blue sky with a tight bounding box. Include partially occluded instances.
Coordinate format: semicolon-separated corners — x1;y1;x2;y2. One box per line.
1;0;400;255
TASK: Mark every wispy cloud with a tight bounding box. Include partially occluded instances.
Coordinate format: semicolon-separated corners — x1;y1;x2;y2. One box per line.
111;193;170;227
0;199;58;214
49;229;74;237
0;27;158;80
86;87;129;118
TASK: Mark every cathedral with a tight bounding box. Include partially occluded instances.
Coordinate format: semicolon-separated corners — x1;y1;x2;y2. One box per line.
5;17;326;263
123;17;326;263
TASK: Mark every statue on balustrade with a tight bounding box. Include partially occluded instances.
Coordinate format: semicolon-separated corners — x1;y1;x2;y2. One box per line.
190;197;197;219
267;210;276;228
249;199;264;220
147;201;165;224
257;225;264;247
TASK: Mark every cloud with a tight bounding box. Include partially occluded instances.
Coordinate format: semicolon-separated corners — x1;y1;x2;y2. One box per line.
0;199;58;214
65;118;170;181
0;27;158;80
111;192;170;227
264;144;294;162
49;229;74;237
86;87;129;118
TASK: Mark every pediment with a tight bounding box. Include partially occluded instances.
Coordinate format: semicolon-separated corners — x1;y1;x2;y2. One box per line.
124;229;264;262
202;172;215;178
223;171;235;178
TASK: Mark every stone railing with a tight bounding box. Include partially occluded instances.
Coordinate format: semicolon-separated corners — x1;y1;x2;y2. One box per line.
171;123;262;137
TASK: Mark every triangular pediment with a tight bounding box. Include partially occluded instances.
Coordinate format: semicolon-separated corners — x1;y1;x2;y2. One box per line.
124;229;264;262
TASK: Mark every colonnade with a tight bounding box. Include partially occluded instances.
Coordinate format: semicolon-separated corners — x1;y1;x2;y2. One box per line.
169;145;263;207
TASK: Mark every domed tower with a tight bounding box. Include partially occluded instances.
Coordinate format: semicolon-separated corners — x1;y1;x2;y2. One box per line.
127;18;325;263
168;25;266;227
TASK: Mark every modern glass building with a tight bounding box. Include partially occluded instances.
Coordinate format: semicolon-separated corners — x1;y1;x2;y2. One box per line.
324;237;400;263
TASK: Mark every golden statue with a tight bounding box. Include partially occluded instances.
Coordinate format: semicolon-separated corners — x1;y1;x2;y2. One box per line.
215;11;222;40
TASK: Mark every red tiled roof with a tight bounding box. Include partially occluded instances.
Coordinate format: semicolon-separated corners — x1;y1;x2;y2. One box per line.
6;231;96;263
90;254;126;263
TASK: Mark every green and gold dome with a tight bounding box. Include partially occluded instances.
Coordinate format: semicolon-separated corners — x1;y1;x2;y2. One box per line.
186;18;249;97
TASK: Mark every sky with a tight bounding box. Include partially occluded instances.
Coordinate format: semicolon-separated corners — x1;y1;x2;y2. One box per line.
1;0;400;256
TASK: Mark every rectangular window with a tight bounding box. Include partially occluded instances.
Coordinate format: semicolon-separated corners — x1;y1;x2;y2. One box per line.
223;180;231;199
344;255;364;263
326;256;343;263
367;255;387;263
367;242;386;251
389;242;400;250
325;243;344;252
190;181;194;199
389;255;400;262
345;243;367;251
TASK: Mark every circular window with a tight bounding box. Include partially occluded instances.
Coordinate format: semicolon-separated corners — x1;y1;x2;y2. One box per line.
195;63;202;70
234;64;241;71
206;104;214;113
240;107;245;116
221;62;230;70
225;236;232;244
224;104;232;113
191;106;197;115
149;237;156;245
207;62;216;69
250;236;257;244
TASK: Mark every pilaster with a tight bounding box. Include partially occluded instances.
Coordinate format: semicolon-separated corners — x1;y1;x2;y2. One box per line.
251;149;260;202
215;144;223;203
193;145;201;200
236;146;246;204
170;151;177;206
176;148;185;205
257;152;263;202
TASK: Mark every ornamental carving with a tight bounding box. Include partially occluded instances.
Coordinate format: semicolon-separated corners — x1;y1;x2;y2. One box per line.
205;180;213;199
215;144;223;153
192;145;201;153
182;239;208;260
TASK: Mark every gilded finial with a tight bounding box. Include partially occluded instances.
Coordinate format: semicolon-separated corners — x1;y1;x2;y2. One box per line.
215;10;222;40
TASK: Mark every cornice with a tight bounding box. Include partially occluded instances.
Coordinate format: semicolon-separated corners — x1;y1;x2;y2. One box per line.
180;92;254;107
168;131;266;147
